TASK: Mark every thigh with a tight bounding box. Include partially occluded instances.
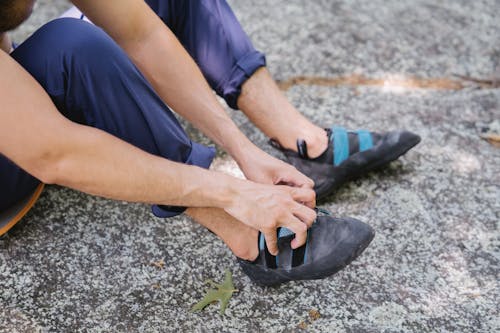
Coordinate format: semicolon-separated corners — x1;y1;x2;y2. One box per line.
11;18;213;164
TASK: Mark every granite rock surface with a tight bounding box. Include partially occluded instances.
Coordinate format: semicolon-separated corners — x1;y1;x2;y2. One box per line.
1;0;499;332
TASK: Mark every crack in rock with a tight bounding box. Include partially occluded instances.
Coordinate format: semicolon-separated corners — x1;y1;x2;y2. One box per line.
277;74;500;91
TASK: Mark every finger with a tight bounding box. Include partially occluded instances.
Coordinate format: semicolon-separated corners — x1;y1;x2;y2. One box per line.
300;175;315;189
264;232;279;256
282;216;308;249
281;171;314;189
292;202;317;228
290;187;316;209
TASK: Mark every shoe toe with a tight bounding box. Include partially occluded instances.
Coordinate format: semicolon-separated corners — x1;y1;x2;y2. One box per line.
307;216;374;273
402;130;422;147
386;130;421;148
339;217;375;257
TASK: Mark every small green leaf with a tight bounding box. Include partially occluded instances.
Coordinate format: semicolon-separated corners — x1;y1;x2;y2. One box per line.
191;269;238;315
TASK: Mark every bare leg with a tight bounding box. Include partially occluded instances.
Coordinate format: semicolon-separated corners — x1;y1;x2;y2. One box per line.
238;67;329;158
186;207;259;261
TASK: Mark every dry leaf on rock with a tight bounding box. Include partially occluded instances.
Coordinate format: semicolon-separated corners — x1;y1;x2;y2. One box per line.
191;269;238;315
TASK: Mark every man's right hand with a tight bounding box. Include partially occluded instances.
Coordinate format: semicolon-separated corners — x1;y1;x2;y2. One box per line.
224;181;317;256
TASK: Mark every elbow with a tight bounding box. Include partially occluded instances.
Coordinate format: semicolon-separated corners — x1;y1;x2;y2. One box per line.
35;167;58;185
29;152;64;185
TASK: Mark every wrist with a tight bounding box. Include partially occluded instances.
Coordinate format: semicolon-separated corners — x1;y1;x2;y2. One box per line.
199;169;246;210
217;176;252;217
213;125;256;164
227;140;263;170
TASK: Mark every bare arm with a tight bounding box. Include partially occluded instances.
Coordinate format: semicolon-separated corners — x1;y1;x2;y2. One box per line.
70;0;313;189
71;0;257;167
0;50;315;251
0;50;233;208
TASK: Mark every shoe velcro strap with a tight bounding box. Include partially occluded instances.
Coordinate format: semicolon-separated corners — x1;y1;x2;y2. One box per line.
278;227;294;238
277;228;309;269
276;234;294;268
331;126;350;165
291;241;307;267
259;228;311;269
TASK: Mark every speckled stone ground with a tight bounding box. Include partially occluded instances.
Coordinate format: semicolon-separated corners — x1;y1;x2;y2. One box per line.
1;1;499;332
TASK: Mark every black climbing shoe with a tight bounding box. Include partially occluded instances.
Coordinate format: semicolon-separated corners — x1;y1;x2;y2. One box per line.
237;209;375;286
271;126;421;199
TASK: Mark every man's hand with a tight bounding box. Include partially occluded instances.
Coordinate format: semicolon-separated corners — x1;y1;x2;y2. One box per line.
243;152;313;186
224;181;317;255
238;147;314;188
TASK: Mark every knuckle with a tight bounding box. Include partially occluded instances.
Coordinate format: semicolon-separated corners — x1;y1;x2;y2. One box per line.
269;213;281;226
310;190;316;201
303;187;314;198
310;210;317;222
293;222;307;233
308;217;315;225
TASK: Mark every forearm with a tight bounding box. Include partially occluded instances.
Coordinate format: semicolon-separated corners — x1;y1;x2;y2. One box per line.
0;49;240;210
129;29;246;151
48;124;241;209
128;27;261;166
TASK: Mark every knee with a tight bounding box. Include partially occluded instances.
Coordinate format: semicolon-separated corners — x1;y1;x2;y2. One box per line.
14;18;127;74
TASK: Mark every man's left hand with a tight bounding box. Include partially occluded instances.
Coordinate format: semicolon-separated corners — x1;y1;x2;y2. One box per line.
238;149;315;204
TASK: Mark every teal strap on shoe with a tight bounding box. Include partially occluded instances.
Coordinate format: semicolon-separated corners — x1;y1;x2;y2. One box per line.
331;126;349;166
278;227;294;238
277;227;311;268
357;129;373;152
260;227;314;269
